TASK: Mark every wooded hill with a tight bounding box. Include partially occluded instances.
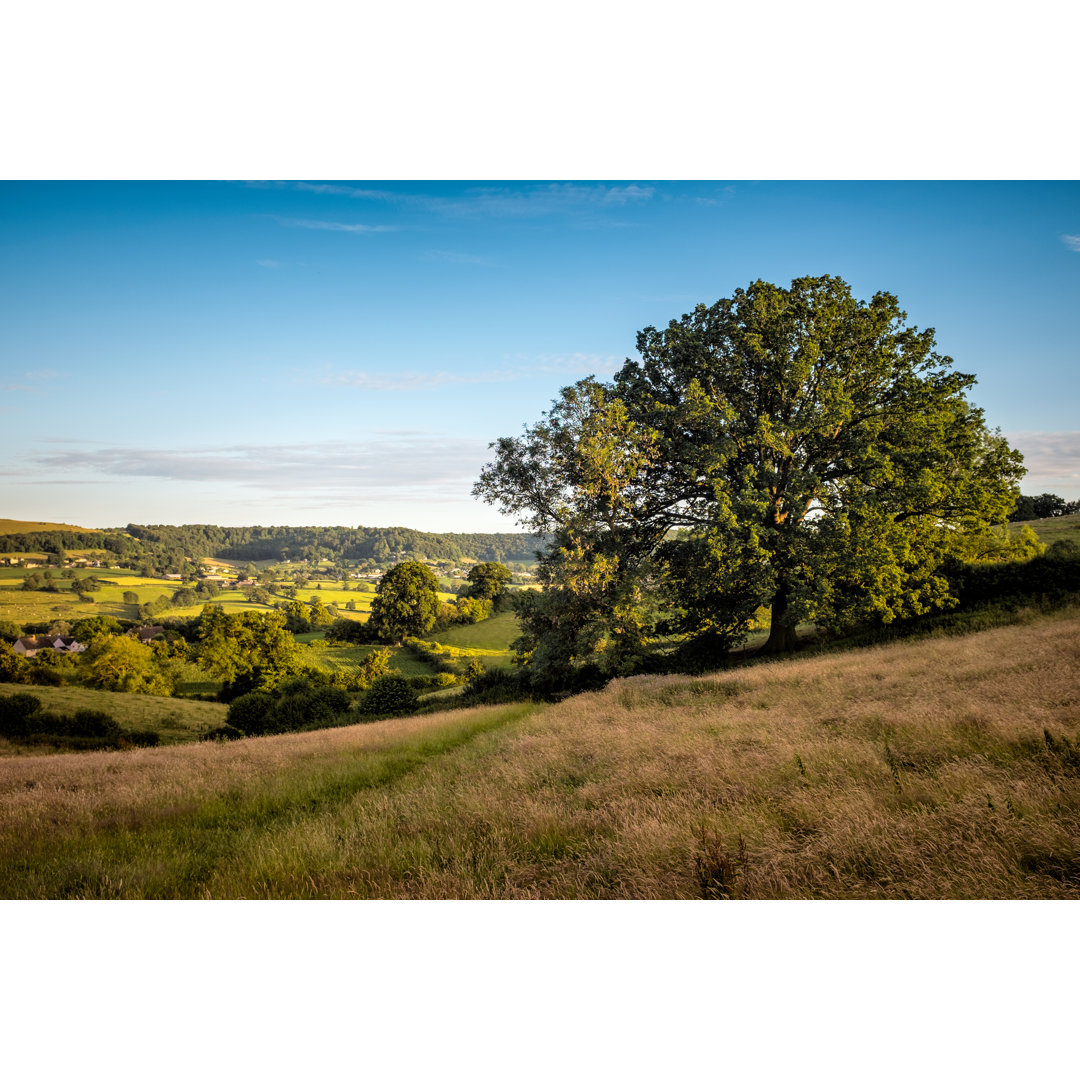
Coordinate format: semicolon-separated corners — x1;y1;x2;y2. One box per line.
0;522;547;569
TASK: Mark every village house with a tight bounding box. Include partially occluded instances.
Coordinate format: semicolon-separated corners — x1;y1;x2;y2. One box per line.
12;635;88;658
127;626;165;644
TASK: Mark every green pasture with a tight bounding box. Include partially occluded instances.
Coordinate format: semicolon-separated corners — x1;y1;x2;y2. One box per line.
1011;513;1080;546
299;641;438;678
428;610;520;652
0;682;227;749
0;568;196;623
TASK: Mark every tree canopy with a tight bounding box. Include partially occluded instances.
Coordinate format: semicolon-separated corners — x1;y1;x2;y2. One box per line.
463;561;513;606
368;561;440;643
195;606;299;697
475;275;1025;678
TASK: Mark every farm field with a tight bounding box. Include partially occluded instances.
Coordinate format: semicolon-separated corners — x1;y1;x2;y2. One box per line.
0;567;182;623
300;641;439;678
0;568;459;624
425;610;522;668
2;605;1078;898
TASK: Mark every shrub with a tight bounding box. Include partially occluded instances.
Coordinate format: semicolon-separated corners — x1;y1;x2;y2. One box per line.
459;666;532;705
227;691;277;735
0;692;44;737
1047;539;1080;561
202;724;245;741
359;672;418;715
66;709;121;739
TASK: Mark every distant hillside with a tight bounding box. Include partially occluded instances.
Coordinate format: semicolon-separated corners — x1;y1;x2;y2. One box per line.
0;519;101;536
0;521;548;570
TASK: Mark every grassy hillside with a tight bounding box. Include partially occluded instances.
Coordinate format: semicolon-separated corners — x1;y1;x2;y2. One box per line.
0;519;101;535
2;606;1078;898
1012;512;1080;546
0;683;227;749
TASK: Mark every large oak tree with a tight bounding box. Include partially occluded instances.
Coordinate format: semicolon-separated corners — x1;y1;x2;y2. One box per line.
475;276;1024;675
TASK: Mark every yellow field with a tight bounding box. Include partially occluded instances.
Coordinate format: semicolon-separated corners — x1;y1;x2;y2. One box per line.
0;570;448;624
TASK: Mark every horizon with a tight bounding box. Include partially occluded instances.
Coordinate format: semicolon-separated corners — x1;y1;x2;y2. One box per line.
3;180;1079;530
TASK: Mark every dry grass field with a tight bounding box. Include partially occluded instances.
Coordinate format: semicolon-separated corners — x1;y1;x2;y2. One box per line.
1;607;1078;898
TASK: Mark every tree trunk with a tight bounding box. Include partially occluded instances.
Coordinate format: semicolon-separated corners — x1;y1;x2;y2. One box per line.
761;583;800;654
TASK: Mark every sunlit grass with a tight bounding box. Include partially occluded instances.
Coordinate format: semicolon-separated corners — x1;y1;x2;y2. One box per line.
2;608;1078;898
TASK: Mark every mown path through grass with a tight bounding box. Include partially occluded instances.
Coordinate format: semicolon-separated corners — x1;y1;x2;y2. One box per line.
0;702;539;898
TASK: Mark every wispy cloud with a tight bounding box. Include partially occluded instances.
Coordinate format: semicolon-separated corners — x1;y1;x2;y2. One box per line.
1009;431;1080;490
694;184;737;207
249;181;655;219
419;249;494;266
1061;234;1080;252
503;352;626;377
255;258;283;268
29;436;491;498
276;217;398;234
3;369;62;393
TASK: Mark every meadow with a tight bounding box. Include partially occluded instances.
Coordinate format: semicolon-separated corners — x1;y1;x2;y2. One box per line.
2;606;1077;898
0;683;227;749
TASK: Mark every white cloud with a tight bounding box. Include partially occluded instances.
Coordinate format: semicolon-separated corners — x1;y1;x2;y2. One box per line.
276;218;398;234
249;181;654;219
255;258;283;268
29;436;492;498
1061;234;1080;252
503;352;626;377
1009;430;1080;492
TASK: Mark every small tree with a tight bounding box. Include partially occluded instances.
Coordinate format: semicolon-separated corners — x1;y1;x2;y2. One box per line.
359;671;418;715
463;562;513;608
368;561;439;643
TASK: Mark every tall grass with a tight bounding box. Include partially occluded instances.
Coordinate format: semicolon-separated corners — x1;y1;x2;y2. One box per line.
1;609;1078;898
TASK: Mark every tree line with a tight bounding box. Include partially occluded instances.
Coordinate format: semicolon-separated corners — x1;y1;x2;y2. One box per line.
0;523;546;572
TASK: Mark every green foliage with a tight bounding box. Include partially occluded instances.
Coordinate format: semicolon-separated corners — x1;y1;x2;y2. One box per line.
226;682;353;736
71;614;123;642
308;594;333;627
356;646;392;688
463;562;513;606
325;617;369;643
368;561;439;643
1047;538;1080;561
0;620;20;643
476;275;1025;680
945;551;1080;608
82;634;176;695
1009;493;1079;521
452;594;493;624
359;671;419;715
195;606;300;698
949;524;1045;564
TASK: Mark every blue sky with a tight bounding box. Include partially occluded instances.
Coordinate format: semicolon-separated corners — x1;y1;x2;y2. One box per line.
2;180;1078;531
